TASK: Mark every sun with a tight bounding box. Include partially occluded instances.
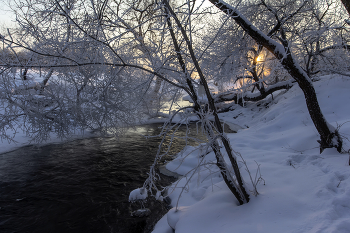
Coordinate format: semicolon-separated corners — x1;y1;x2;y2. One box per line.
256;54;264;62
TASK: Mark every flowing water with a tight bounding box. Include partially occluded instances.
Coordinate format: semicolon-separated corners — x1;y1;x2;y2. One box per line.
0;123;206;233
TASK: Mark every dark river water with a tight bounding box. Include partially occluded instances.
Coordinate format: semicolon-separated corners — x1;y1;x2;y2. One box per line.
0;123;206;233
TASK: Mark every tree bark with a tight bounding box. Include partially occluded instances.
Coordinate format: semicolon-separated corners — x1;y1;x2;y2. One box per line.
21;68;28;80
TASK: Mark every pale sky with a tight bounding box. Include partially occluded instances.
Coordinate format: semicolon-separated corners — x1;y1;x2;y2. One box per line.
0;0;214;29
0;1;16;28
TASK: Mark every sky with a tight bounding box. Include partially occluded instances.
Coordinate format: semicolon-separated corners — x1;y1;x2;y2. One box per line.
0;0;214;29
0;1;15;28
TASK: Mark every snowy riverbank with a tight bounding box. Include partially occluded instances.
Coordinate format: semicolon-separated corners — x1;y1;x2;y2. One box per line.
2;74;350;233
152;75;350;233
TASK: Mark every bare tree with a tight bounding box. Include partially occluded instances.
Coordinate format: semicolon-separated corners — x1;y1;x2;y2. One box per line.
210;0;349;108
209;0;343;153
159;0;250;204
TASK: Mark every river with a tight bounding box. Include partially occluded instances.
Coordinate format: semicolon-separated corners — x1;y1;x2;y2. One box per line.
0;123;207;233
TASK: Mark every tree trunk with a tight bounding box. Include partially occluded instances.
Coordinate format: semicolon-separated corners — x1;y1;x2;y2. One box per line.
203;121;249;205
282;52;342;152
21;68;28;80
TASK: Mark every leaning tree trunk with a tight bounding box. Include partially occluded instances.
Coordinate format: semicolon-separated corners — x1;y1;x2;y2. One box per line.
209;0;342;153
282;52;342;152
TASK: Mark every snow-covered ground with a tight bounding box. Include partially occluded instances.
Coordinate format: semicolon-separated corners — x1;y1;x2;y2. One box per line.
152;75;350;233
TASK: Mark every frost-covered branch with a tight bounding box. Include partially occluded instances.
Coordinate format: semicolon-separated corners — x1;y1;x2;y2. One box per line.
214;80;295;107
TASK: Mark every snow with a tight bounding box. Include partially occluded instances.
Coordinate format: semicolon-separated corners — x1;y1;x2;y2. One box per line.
152;75;350;233
129;187;148;202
